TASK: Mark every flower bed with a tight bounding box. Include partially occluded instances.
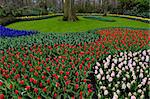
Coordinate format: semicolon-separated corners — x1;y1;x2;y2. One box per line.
0;25;37;37
0;28;149;98
94;50;149;98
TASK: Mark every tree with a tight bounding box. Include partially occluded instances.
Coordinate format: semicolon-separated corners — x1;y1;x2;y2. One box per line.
102;0;109;16
63;0;78;21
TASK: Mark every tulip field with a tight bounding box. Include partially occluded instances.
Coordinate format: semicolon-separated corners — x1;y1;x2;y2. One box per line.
0;26;149;99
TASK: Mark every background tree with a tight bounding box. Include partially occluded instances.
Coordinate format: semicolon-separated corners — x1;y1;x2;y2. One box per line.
63;0;78;21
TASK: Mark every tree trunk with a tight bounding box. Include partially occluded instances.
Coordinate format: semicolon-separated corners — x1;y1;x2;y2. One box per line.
63;0;78;21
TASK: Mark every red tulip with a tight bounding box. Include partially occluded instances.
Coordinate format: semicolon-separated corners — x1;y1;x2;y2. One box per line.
64;76;68;80
54;93;57;98
42;75;46;79
37;96;41;99
0;81;3;86
15;90;19;94
10;84;13;89
33;79;37;84
0;94;4;99
19;80;24;85
75;72;79;76
87;84;92;89
43;87;47;92
25;86;31;90
75;84;79;90
34;72;38;76
66;72;70;76
39;82;43;87
88;89;92;94
34;88;38;93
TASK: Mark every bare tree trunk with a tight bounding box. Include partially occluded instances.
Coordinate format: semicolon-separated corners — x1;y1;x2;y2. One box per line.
63;0;78;21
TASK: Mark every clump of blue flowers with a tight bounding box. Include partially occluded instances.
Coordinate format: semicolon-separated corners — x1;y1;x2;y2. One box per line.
0;25;37;37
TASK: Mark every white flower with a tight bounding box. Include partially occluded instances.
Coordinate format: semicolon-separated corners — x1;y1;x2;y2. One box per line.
127;83;131;89
133;75;136;80
141;78;147;85
116;90;120;95
122;83;126;89
131;95;136;99
132;62;136;66
102;86;106;90
113;59;117;64
102;76;105;80
99;68;104;75
120;52;123;56
111;71;115;77
106;75;110;80
112;92;118;99
104;63;108;69
125;66;129;70
138;84;142;88
128;92;132;97
139;73;143;78
140;95;144;99
112;87;115;91
98;93;101;98
123;77;126;81
138;89;142;93
145;55;149;62
116;74;120;78
142;50;146;56
96;62;100;66
119;58;123;62
108;55;111;59
97;74;101;80
111;63;115;67
95;66;99;70
124;61;127;65
104;90;108;95
95;70;98;74
141;56;145;61
108;77;113;82
122;67;125;71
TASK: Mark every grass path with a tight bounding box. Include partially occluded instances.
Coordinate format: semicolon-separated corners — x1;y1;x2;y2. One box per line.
7;16;150;33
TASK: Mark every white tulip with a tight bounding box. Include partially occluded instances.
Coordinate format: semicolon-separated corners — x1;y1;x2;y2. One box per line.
112;92;118;99
124;60;127;65
122;67;125;71
120;52;123;56
102;76;105;80
95;66;99;70
116;90;120;95
95;70;98;74
131;95;136;99
128;92;132;97
104;90;108;95
132;61;136;66
145;55;149;62
138;89;142;93
97;74;101;80
140;95;144;99
122;83;126;89
123;77;126;81
116;74;120;78
104;63;108;69
127;83;131;89
141;56;145;61
99;68;104;75
98;93;101;98
102;86;106;90
138;84;142;88
108;55;111;59
108;77;113;82
114;59;117;64
112;87;115;91
111;63;115;67
106;75;110;80
142;50;146;56
111;71;115;77
139;73;143;78
96;62;100;66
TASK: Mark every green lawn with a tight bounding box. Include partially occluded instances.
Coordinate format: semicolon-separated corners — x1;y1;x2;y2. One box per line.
7;16;150;33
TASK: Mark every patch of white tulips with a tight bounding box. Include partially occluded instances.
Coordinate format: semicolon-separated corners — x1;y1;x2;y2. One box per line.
94;50;150;99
